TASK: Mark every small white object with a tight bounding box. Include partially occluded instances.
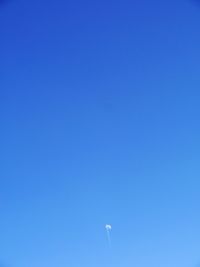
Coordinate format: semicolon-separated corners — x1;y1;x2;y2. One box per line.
105;224;112;230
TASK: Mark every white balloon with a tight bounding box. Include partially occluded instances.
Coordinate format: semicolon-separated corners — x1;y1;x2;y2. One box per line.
105;224;112;230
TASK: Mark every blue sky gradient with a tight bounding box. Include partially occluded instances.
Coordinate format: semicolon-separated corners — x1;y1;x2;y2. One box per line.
1;0;200;266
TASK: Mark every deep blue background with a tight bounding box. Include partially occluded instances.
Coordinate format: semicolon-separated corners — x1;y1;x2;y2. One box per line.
1;0;200;266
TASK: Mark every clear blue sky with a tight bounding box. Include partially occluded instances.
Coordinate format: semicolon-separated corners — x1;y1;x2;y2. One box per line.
1;0;200;266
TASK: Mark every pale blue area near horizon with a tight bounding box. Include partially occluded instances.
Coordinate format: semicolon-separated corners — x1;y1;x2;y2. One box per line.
1;0;200;266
